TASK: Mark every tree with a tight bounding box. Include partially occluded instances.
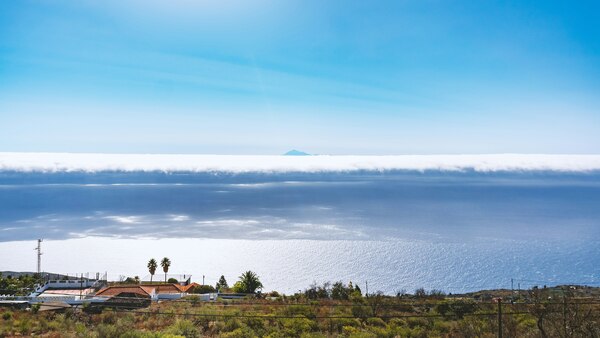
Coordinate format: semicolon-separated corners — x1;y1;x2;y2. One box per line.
236;270;263;294
160;257;171;283
232;281;245;293
415;287;427;298
304;281;331;299
123;276;139;284
215;275;229;291
147;259;157;283
331;281;350;300
191;284;216;294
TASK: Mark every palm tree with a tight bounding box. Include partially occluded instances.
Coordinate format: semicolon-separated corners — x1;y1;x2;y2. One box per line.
238;270;263;294
160;257;171;283
147;259;157;283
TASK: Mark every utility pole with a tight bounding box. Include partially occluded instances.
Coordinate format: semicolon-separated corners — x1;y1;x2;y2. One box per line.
202;275;205;285
34;239;43;274
365;281;369;298
562;287;568;337
511;278;513;292
497;298;503;338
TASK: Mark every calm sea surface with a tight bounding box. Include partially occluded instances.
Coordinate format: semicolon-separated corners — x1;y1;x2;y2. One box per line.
1;171;599;293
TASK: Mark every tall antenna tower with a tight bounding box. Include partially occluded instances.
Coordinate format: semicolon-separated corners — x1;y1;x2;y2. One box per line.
34;239;43;274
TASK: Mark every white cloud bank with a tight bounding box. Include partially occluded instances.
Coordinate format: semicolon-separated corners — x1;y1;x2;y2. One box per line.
1;152;600;173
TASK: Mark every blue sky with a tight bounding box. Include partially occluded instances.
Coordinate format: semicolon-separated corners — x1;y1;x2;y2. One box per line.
1;0;599;154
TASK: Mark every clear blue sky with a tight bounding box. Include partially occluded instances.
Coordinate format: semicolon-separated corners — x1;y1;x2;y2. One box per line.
1;0;599;154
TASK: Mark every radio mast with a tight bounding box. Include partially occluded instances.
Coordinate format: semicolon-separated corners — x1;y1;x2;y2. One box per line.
34;239;43;274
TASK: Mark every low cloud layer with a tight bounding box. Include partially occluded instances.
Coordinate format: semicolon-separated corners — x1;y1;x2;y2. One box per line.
2;212;367;241
2;153;600;173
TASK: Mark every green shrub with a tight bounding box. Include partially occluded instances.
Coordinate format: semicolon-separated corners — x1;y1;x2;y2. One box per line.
223;318;244;332
342;325;360;335
95;323;121;338
30;303;41;314
189;284;216;294
432;320;453;334
365;325;389;337
366;317;386;327
343;326;379;337
330;317;361;333
299;332;327;338
391;325;428;338
168;319;199;338
406;317;431;329
388;317;407;328
221;326;258;338
100;310;119;324
243;317;266;334
83;301;103;314
75;322;87;335
351;304;373;319
435;300;477;319
282;317;316;337
284;305;316;319
188;295;200;306
2;311;12;320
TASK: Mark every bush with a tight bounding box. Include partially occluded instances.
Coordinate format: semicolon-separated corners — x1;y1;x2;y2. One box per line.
300;333;327;338
304;282;331;300
331;281;350;300
83;302;104;314
415;288;427;298
351;305;373;319
168;319;199;338
167;278;179;284
406;317;431;329
388;318;408;329
343;326;379;337
2;311;12;320
232;281;245;293
189;284;216;294
221;326;258;338
223;318;244;332
284;305;316;319
99;310;119;324
366;317;386;327
428;289;446;299
96;323;119;338
18;317;32;335
331;318;361;332
282;317;316;337
435;300;477;319
30;303;41;314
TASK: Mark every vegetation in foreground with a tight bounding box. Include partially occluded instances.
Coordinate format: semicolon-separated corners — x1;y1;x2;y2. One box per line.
2;280;600;337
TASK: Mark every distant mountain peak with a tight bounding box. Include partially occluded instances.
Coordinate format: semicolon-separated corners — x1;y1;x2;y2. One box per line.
283;149;310;156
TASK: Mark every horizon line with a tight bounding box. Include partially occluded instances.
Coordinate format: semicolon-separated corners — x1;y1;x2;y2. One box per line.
2;152;600;173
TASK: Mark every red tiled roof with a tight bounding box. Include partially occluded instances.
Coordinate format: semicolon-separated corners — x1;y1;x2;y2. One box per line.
96;285;152;297
140;285;156;294
178;282;200;292
140;283;184;294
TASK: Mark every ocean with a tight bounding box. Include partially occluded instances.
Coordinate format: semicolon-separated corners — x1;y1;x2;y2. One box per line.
1;154;599;293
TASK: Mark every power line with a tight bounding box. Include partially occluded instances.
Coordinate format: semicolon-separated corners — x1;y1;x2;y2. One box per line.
13;290;600;307
102;307;536;320
95;305;595;320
